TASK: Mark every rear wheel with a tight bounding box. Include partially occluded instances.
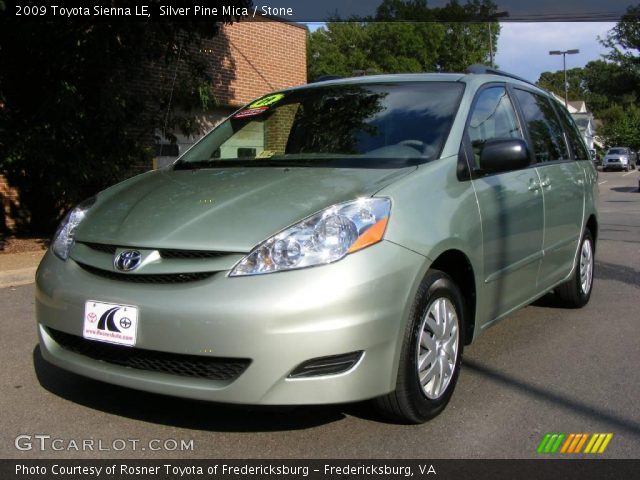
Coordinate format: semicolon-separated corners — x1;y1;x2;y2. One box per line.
555;229;594;308
374;270;465;423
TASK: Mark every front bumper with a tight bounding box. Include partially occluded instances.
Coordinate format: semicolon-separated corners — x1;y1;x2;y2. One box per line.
36;241;424;405
604;160;627;170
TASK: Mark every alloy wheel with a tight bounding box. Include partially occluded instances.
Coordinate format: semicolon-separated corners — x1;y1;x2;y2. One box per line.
580;238;594;295
416;297;459;400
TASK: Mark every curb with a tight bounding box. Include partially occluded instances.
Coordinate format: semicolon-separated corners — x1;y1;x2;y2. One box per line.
0;267;37;289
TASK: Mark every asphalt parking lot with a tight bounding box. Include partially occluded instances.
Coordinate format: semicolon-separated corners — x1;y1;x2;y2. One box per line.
1;168;638;459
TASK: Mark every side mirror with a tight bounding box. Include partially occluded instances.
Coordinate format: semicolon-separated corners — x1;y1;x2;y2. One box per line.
478;138;530;173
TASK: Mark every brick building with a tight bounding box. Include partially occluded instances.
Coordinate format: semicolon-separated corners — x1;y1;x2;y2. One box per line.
152;18;308;168
1;18;307;233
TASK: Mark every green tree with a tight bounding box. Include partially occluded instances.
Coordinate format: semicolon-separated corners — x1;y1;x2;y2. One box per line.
598;104;640;150
582;60;639;113
437;22;499;71
536;60;640;118
308;0;500;80
535;5;640;151
0;1;250;233
308;22;378;80
367;22;446;72
589;5;640;148
601;5;640;75
537;67;587;103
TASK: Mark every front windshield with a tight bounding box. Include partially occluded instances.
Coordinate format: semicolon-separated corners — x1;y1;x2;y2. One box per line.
608;148;626;155
175;82;464;169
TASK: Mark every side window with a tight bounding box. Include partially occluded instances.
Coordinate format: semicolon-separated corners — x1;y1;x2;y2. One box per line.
513;89;569;163
553;102;590;160
467;86;522;162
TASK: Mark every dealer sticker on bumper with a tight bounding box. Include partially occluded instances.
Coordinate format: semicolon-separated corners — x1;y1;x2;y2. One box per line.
83;300;138;347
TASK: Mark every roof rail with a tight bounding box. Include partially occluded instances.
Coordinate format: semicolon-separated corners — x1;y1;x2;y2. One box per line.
465;64;536;87
311;75;343;83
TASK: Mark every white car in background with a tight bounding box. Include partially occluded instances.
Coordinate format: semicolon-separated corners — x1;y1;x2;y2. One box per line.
602;147;632;171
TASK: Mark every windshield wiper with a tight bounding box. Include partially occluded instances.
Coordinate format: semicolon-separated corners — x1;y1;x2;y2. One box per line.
173;157;423;171
173;159;319;170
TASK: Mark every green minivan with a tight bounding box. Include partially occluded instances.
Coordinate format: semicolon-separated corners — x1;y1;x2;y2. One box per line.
36;66;598;423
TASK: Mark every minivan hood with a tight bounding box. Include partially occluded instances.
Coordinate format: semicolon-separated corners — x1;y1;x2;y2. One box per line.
76;166;414;252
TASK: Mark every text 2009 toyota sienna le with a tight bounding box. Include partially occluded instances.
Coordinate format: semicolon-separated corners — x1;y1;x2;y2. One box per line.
36;66;598;423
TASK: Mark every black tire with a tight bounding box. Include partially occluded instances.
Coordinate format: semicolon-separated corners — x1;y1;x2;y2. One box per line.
374;269;465;424
555;230;595;308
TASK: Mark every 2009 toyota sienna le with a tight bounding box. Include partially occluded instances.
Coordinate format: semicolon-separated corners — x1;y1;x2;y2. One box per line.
36;65;598;423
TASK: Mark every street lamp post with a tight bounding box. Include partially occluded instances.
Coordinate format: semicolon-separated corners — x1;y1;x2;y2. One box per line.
549;49;580;107
488;11;509;69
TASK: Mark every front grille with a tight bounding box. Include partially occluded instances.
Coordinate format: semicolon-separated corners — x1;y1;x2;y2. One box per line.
48;328;251;381
77;262;215;283
82;242;117;254
80;242;231;260
160;249;228;260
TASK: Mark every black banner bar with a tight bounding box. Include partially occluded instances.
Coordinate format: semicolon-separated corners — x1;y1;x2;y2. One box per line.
1;0;637;23
2;459;639;480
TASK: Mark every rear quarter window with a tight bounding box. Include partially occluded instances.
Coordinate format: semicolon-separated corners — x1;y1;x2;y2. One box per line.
553;101;590;160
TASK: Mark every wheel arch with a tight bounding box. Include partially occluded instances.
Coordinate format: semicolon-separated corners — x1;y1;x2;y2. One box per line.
429;249;477;345
586;214;598;251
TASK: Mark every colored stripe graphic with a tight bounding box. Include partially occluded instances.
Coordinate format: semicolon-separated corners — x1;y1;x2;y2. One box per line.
574;433;589;453
598;434;614;453
537;433;565;454
560;433;575;453
537;433;613;454
585;433;614;453
550;434;565;453
584;434;599;453
537;433;552;453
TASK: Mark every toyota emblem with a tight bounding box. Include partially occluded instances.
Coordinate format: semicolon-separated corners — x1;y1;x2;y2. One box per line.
114;250;142;272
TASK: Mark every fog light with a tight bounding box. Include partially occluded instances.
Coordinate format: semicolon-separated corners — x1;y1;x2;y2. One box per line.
288;351;364;378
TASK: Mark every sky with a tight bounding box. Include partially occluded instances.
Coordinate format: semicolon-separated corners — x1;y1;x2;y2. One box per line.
306;22;617;83
495;22;616;82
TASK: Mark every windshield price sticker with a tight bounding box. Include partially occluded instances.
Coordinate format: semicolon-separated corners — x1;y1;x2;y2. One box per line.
249;93;285;109
233;106;269;119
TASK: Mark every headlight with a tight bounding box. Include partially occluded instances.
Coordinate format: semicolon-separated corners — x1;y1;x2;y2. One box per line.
230;198;391;276
51;197;96;261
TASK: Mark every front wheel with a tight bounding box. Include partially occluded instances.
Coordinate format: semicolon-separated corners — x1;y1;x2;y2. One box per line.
374;270;465;423
555;229;594;308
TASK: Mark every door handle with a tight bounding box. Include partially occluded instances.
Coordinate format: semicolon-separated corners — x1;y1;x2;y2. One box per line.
528;180;540;192
539;177;551;189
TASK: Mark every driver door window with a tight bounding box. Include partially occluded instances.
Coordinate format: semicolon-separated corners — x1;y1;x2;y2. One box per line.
467;86;522;163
